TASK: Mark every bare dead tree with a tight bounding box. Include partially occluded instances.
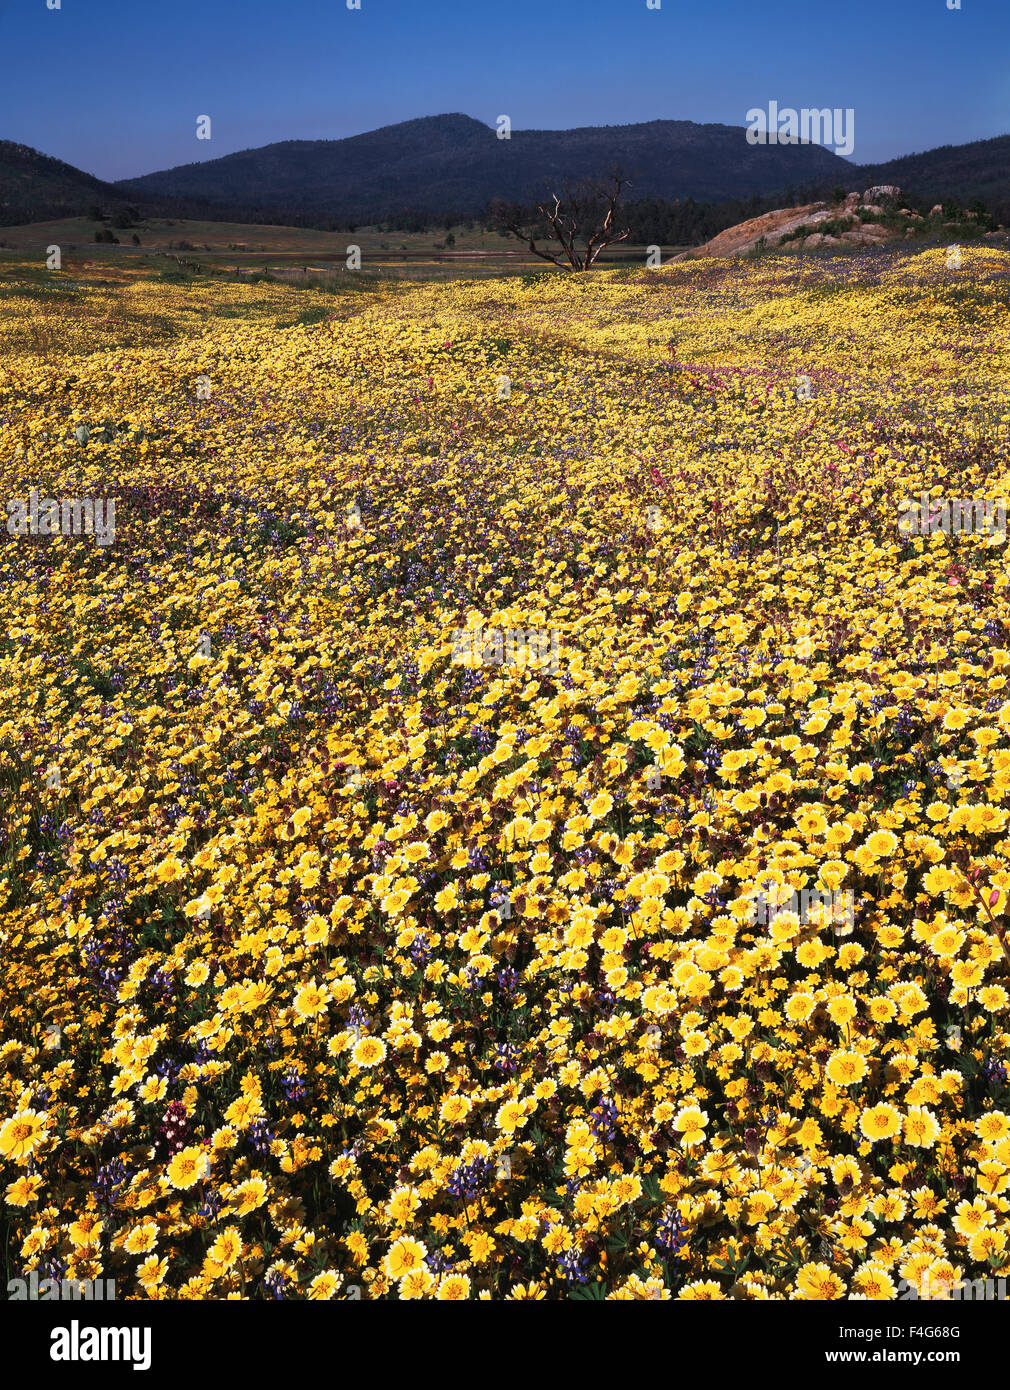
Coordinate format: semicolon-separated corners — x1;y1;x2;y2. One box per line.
490;169;632;271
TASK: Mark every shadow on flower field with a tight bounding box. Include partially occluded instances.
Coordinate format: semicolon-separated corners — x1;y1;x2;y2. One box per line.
2;244;1010;1300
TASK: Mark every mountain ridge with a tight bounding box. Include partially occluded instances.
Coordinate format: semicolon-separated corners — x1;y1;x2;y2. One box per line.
0;138;122;224
111;112;854;217
4;115;1010;230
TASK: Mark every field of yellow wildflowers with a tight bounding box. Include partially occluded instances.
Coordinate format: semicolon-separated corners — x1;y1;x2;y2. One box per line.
3;245;1010;1301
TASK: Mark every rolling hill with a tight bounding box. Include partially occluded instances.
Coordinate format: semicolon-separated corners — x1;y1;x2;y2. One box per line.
856;132;1010;206
0;140;123;224
113;113;855;219
5;116;1010;236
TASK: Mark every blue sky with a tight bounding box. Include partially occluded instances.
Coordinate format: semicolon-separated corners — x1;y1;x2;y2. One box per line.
1;0;1008;181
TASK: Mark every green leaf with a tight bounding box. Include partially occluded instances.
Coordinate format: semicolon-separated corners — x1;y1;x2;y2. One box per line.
570;1281;607;1300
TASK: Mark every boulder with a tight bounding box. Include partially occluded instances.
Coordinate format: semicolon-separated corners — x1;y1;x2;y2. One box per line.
863;185;901;203
930;204;943;216
841;225;893;245
669;187;908;263
669;202;831;260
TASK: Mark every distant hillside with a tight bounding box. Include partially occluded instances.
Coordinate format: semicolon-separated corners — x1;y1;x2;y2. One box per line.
6;117;1010;239
856;133;1010;207
0;140;121;224
114;113;855;219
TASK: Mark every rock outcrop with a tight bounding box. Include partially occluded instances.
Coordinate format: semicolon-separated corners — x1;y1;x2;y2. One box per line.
841;225;889;244
862;185;901;204
669;186;908;261
669;203;832;261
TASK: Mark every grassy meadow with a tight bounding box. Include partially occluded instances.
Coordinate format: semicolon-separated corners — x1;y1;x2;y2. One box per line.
0;215;686;282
